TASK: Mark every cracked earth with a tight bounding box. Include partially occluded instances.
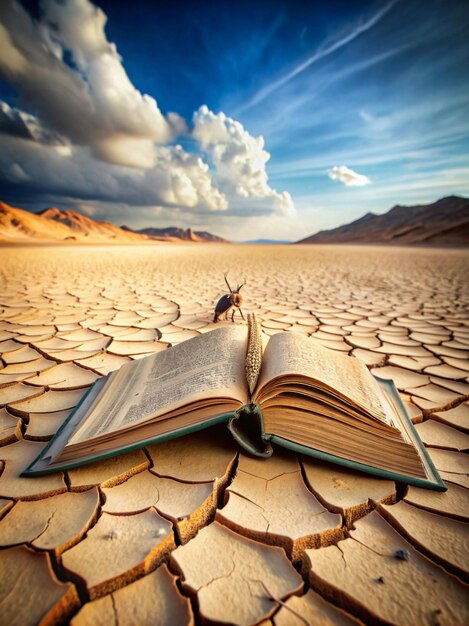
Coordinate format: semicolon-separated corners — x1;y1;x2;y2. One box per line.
0;243;468;625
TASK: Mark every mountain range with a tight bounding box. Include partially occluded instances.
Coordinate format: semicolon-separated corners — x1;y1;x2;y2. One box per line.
1;196;468;246
241;239;292;244
122;225;227;242
0;202;227;243
297;196;469;246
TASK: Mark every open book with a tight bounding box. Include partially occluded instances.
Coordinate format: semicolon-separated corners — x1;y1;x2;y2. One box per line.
24;315;445;491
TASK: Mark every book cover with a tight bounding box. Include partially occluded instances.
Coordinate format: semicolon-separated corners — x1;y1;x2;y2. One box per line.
23;375;446;492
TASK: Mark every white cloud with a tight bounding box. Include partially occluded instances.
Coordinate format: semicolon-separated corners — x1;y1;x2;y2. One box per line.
0;0;179;168
0;0;227;213
193;105;294;216
328;165;371;187
147;145;227;210
0;134;227;212
0;0;292;222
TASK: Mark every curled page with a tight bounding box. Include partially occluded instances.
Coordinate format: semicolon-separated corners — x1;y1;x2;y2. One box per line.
256;331;388;423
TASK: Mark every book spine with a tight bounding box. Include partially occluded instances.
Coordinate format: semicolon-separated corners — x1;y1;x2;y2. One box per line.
227;403;273;458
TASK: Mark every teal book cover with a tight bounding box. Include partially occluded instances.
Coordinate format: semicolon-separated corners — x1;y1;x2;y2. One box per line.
24;373;446;492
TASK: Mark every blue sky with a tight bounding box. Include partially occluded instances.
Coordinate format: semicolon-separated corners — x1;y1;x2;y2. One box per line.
0;0;468;240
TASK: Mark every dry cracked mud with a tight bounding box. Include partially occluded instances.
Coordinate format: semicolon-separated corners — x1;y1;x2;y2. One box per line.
0;243;468;625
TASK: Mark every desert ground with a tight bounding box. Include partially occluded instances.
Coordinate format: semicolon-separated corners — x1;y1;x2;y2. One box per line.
0;243;468;626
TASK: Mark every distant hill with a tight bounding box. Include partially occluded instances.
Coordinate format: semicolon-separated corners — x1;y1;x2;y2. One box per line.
125;225;228;243
0;201;228;243
242;239;292;244
39;207;146;242
297;196;469;246
0;202;145;243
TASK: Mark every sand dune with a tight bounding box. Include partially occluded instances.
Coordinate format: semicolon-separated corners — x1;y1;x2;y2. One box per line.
0;202;147;243
39;207;147;242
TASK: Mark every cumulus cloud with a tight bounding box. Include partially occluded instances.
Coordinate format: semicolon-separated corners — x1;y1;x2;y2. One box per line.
328;165;371;187
0;0;180;168
0;134;227;211
193;106;294;216
0;0;293;221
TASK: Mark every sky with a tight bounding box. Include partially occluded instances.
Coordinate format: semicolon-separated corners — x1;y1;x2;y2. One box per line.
0;0;468;241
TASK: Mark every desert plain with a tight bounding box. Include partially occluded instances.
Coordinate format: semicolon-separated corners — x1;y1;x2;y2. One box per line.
0;242;468;626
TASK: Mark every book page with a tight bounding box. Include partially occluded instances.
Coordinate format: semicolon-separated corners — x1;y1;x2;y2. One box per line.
68;325;248;445
255;331;388;422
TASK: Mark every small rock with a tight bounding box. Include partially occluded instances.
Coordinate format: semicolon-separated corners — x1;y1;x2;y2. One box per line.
395;549;410;561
